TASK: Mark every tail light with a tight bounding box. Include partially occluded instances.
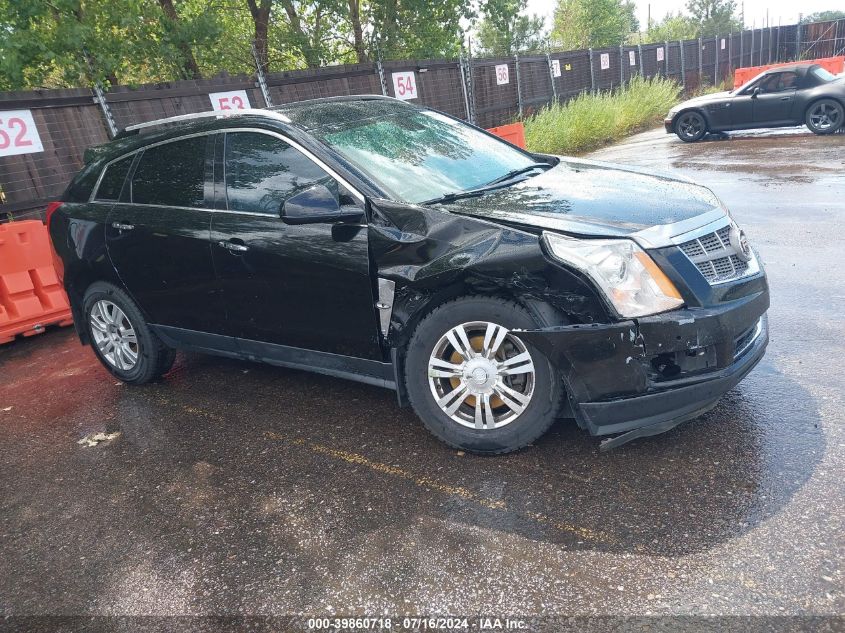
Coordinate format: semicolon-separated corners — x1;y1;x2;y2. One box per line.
45;201;62;230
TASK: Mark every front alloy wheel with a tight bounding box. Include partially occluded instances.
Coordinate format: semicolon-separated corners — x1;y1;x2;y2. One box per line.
404;296;563;454
806;99;844;134
675;111;707;142
427;321;536;430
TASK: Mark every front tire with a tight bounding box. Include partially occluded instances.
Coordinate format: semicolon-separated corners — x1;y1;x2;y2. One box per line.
83;282;175;384
404;297;564;454
805;99;844;135
674;111;707;142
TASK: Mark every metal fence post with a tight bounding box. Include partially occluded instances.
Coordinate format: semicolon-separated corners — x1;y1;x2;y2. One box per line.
619;44;625;86
637;44;644;75
546;51;558;102
92;82;117;138
664;41;669;77
251;41;273;107
796;16;802;59
515;54;523;118
374;41;388;96
751;28;755;66
714;38;719;86
728;33;733;72
698;37;703;84
458;55;473;124
679;40;686;90
589;48;596;92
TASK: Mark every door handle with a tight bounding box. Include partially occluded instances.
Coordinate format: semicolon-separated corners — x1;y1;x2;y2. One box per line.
111;222;134;231
780;96;790;100
218;240;249;253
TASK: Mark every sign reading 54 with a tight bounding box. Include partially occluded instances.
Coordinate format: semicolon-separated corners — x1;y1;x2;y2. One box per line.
392;72;417;100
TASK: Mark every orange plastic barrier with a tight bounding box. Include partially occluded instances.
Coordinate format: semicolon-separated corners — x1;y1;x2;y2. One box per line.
486;122;526;149
0;220;72;344
733;56;845;88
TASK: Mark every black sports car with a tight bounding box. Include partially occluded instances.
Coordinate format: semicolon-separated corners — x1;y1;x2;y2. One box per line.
665;63;845;141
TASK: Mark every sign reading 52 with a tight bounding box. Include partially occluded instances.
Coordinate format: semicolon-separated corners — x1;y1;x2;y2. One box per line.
0;110;44;157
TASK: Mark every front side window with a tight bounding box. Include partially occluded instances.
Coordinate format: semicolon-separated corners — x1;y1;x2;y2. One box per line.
224;132;332;215
95;156;133;201
759;72;799;93
316;109;536;204
131;136;207;208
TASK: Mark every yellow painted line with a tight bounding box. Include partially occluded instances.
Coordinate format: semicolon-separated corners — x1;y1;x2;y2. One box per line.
263;430;607;543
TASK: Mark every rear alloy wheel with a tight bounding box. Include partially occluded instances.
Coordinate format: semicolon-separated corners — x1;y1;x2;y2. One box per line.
675;111;707;142
83;282;175;384
404;297;563;454
805;99;844;135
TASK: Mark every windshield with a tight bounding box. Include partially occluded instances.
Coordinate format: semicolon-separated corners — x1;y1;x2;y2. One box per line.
811;66;836;82
315;109;538;204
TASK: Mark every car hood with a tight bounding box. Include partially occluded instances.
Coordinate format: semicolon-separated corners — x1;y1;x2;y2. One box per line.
441;157;724;238
671;91;733;110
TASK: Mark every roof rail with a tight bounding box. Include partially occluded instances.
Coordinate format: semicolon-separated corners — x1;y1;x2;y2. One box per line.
121;108;291;135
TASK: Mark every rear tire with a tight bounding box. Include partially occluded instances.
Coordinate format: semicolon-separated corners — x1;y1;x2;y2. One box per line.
805;99;844;135
404;297;564;455
82;282;175;384
674;111;707;142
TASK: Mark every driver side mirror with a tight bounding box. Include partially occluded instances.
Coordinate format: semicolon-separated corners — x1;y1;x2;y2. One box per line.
750;86;761;99
281;184;363;225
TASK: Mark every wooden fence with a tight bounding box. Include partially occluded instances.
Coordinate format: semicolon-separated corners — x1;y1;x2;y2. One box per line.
1;19;842;221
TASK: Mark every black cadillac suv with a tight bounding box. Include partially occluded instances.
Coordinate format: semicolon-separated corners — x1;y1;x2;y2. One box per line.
48;96;769;453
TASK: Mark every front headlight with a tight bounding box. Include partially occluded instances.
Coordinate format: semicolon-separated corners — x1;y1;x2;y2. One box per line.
543;232;684;318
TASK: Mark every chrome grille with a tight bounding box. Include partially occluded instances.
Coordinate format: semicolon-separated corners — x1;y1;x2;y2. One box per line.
678;224;752;284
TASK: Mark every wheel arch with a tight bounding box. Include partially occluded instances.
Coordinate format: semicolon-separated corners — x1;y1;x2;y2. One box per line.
672;107;711;132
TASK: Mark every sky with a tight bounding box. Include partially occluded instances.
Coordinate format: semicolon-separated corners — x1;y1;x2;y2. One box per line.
524;0;839;31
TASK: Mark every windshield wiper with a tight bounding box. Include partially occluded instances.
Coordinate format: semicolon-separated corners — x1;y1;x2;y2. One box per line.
482;163;550;187
421;163;551;206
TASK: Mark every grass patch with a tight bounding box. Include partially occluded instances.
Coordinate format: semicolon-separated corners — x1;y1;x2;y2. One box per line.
523;76;682;155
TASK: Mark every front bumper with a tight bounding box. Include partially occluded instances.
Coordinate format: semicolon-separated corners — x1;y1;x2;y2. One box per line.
517;287;769;445
664;117;674;133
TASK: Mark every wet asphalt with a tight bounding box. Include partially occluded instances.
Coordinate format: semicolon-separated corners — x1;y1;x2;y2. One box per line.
1;125;844;625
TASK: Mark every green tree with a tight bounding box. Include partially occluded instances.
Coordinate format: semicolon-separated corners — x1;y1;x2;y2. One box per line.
644;11;697;43
686;0;742;38
372;0;474;60
801;11;845;23
476;0;546;56
551;0;638;49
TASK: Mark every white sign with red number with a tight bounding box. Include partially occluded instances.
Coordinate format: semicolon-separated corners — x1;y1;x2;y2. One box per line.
656;47;665;62
209;90;251;111
551;59;561;77
600;53;610;70
721;38;726;50
495;64;510;85
629;50;636;66
391;71;418;100
0;110;44;157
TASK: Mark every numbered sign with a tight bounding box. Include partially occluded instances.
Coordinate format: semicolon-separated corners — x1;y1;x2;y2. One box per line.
391;71;418;100
721;38;726;50
656;47;665;62
209;90;251;111
551;60;561;77
495;64;509;85
600;53;610;70
629;51;636;66
0;110;44;157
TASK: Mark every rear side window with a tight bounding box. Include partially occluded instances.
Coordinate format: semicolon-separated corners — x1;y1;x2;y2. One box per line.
224;132;331;215
95;156;133;201
131;136;207;208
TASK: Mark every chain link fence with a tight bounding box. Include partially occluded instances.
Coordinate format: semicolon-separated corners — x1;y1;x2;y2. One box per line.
1;18;843;222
